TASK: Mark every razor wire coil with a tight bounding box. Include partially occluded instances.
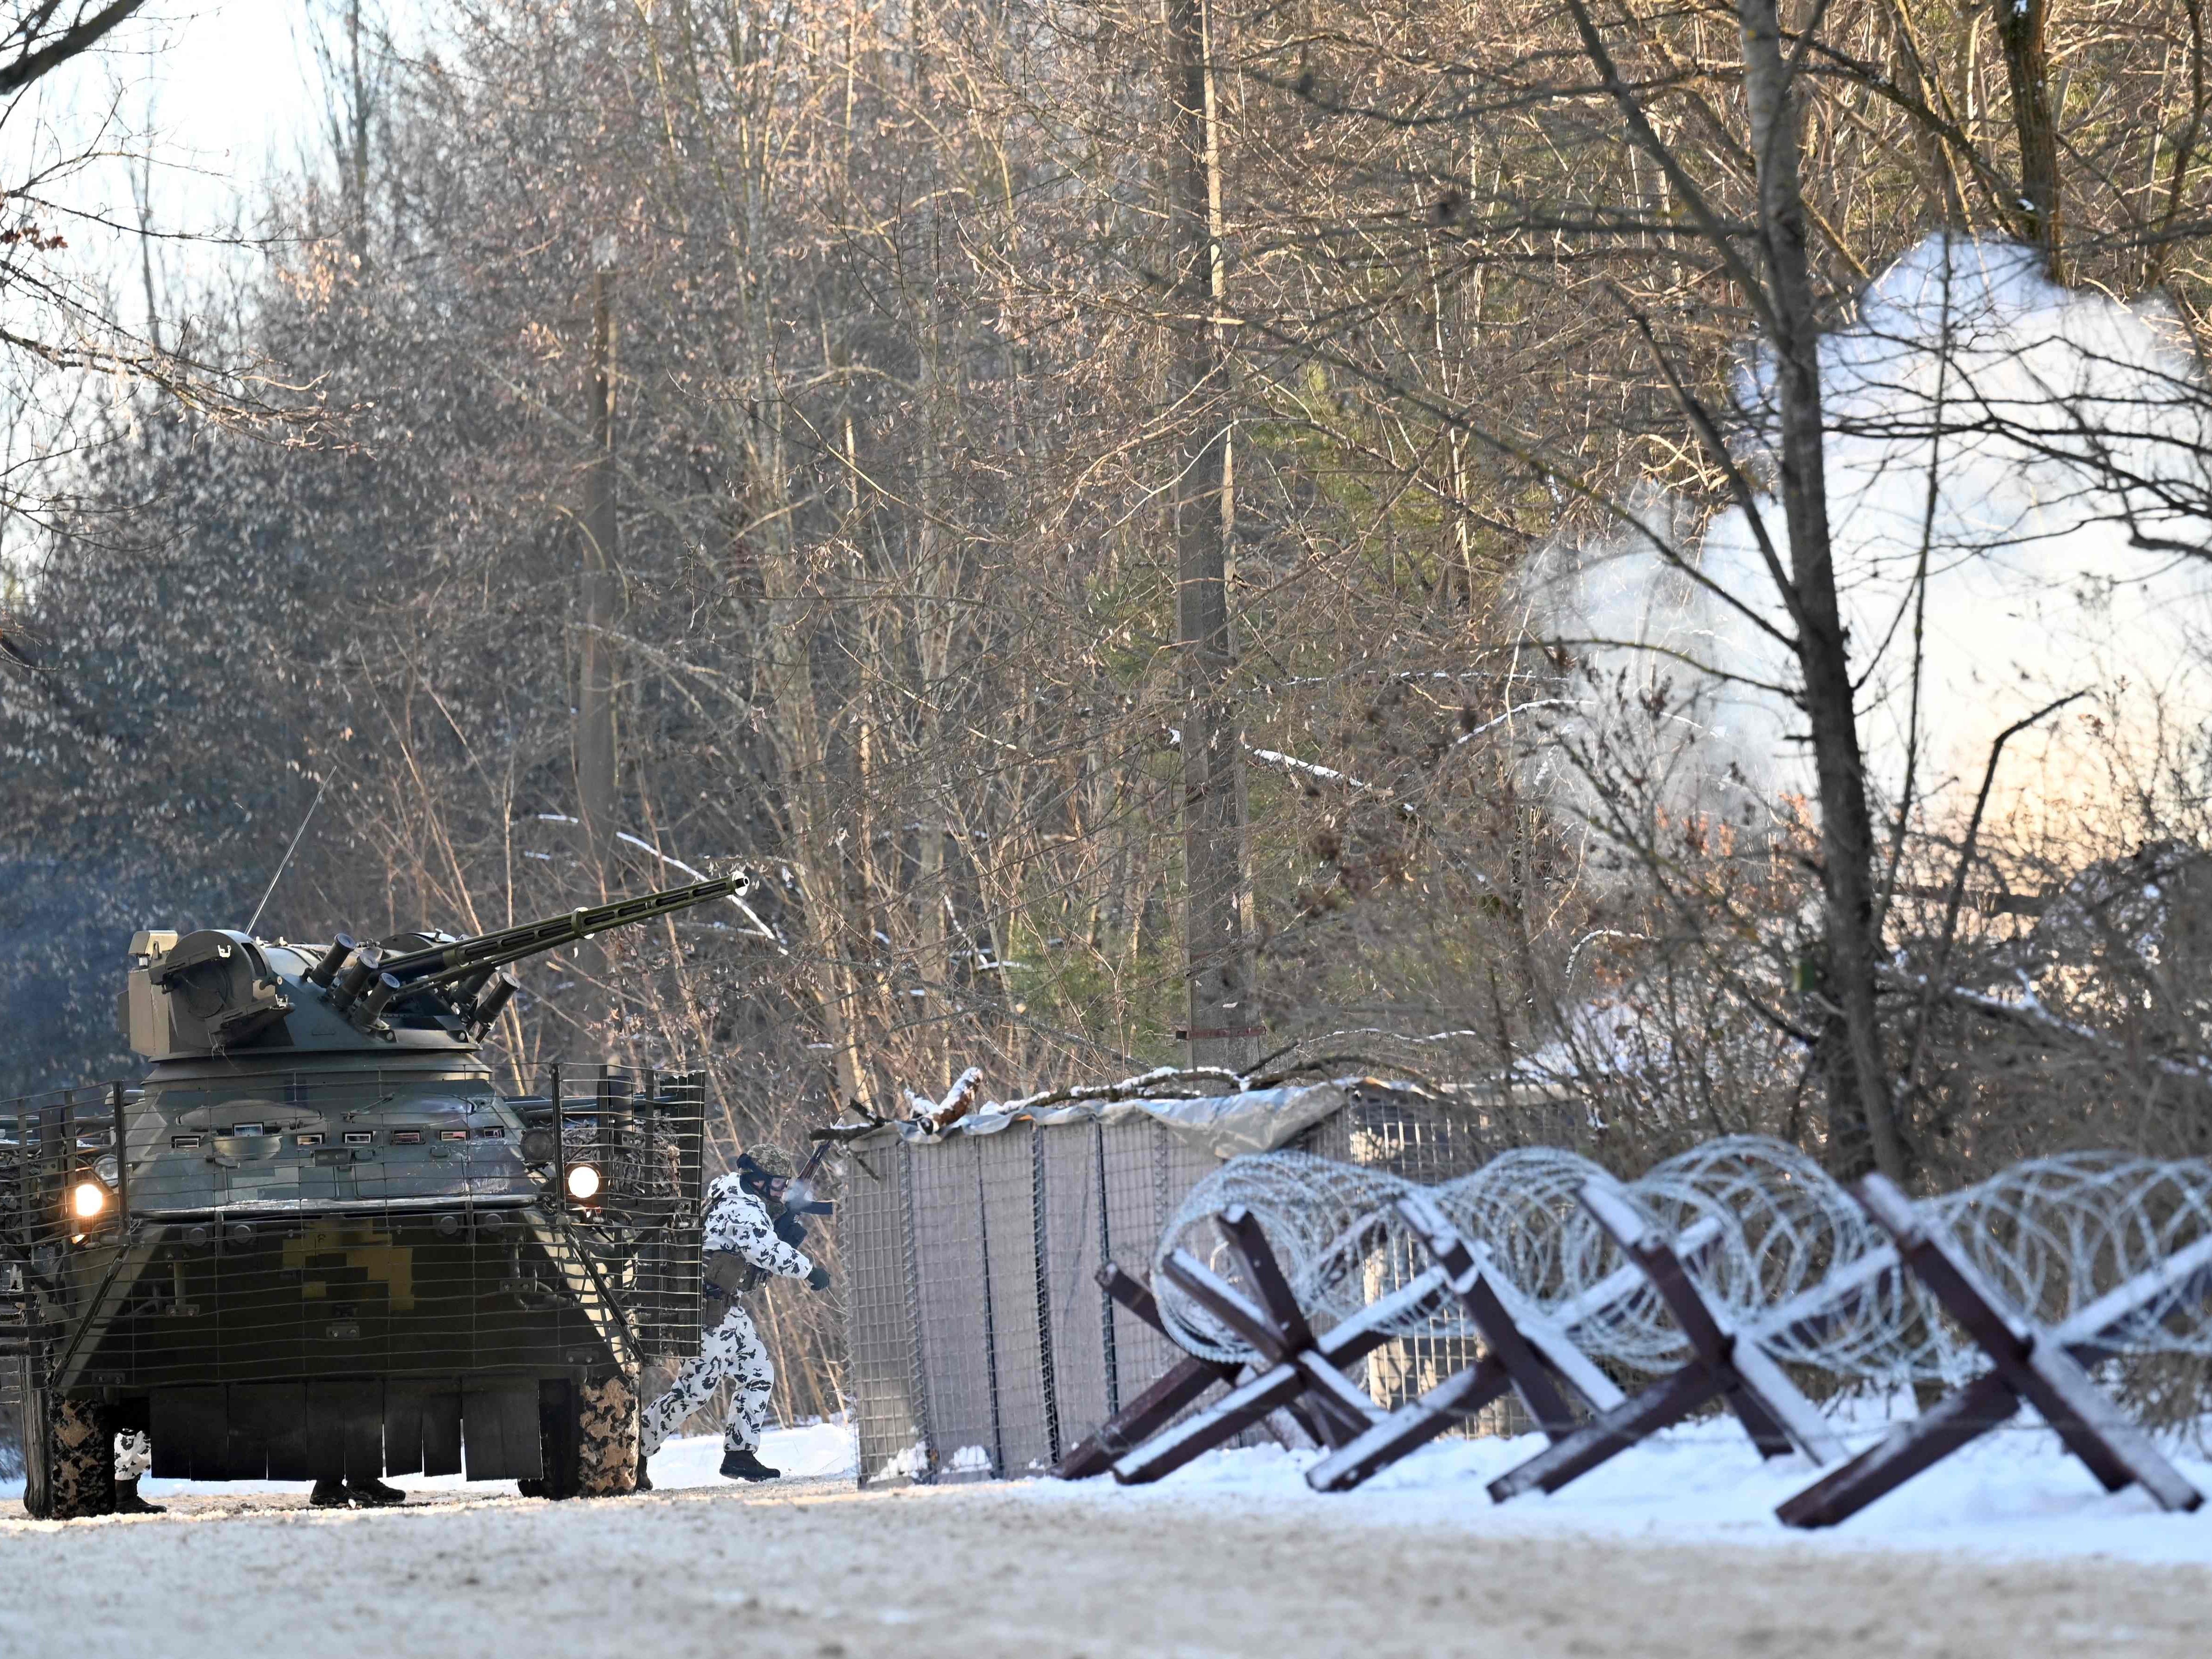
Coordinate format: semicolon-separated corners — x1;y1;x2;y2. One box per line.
1152;1137;2212;1384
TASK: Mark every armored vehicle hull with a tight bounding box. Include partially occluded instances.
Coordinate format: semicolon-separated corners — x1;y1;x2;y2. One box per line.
3;878;738;1517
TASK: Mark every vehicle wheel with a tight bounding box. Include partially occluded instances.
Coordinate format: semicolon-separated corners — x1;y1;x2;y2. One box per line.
575;1369;638;1497
22;1386;115;1520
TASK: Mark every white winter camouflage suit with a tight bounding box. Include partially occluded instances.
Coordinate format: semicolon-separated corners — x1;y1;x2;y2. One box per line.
640;1172;814;1457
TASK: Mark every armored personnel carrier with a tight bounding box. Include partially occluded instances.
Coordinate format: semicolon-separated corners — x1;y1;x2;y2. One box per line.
1;874;744;1517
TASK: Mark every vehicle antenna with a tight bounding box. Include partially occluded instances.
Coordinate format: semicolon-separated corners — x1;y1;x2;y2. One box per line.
245;771;332;937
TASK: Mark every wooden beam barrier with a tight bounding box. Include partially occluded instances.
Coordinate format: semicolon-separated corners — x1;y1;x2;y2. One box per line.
1113;1207;1448;1484
1054;1264;1319;1479
1306;1191;1652;1492
1777;1174;2208;1528
1488;1182;1849;1503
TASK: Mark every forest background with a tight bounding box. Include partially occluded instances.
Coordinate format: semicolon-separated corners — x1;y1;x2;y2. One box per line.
8;0;2212;1419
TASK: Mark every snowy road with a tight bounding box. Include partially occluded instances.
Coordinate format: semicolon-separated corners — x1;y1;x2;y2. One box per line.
7;1428;2212;1657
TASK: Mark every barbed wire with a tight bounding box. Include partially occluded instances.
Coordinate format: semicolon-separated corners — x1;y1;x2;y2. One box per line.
1151;1136;2212;1384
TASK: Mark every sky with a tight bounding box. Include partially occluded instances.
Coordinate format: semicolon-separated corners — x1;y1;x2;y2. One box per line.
128;0;327;189
96;0;335;301
6;0;410;339
0;1;369;571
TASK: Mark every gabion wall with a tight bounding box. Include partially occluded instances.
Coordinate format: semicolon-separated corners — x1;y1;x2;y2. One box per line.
840;1086;1505;1487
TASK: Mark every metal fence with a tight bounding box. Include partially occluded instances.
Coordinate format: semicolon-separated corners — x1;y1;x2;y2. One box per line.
1315;1090;1535;1435
843;1083;1520;1487
1;1063;703;1488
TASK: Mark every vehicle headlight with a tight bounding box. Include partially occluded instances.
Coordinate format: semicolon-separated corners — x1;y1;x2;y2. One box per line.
95;1154;119;1186
565;1163;602;1201
71;1180;109;1221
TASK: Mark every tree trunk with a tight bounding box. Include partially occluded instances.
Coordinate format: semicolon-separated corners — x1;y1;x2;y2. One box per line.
721;50;876;1115
1996;0;2065;279
576;255;620;1040
753;524;876;1116
1167;0;1257;1075
910;109;956;1096
1739;0;1908;1183
1877;0;1969;229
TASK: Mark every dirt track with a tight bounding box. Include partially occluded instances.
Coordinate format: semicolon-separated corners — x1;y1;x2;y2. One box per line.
2;1477;2205;1658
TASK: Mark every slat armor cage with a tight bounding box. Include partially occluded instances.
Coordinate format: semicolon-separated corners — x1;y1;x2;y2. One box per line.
1;1063;704;1489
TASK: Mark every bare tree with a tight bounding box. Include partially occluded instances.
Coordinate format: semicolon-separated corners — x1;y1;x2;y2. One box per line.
20;0;2212;1420
0;0;146;97
1167;0;1259;1073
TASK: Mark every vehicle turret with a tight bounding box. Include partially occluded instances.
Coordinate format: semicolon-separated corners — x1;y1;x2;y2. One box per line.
118;872;753;1059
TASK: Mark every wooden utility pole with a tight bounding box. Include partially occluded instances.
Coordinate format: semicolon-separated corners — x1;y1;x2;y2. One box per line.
1167;0;1257;1074
576;235;620;1033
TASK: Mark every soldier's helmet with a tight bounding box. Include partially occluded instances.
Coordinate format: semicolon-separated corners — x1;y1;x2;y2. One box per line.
734;1146;793;1201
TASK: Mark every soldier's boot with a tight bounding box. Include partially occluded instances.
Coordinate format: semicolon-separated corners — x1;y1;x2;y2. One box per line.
309;1479;351;1508
719;1447;779;1482
635;1451;654;1492
345;1479;407;1506
114;1478;166;1515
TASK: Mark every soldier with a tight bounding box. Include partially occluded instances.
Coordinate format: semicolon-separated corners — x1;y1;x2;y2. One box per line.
114;1430;162;1514
639;1149;831;1484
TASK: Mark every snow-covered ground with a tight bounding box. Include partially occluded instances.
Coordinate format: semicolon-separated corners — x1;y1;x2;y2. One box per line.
0;1419;858;1505
9;1412;2212;1567
5;1418;2211;1657
1033;1421;2212;1567
641;1419;856;1487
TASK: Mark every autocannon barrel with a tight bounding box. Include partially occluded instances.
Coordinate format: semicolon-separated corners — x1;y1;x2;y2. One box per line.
376;872;754;993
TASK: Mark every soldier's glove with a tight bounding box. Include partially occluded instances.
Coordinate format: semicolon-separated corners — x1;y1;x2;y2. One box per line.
805;1265;832;1292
